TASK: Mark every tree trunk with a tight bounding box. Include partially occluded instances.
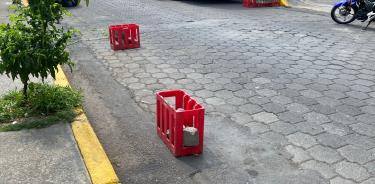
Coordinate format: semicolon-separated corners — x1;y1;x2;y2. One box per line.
23;82;28;100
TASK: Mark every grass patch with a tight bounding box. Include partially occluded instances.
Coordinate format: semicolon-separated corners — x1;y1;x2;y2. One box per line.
0;83;82;132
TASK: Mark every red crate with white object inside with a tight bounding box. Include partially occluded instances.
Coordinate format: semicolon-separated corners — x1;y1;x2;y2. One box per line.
243;0;280;8
109;24;140;50
156;90;205;157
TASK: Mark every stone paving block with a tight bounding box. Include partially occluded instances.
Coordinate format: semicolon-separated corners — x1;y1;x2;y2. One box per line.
350;85;372;93
329;84;350;92
316;97;342;107
322;122;351;136
234;89;254;98
250;94;272;105
215;77;232;85
301;89;323;98
320;74;337;80
252;112;279;124
365;98;375;106
286;83;306;91
287;132;317;149
238;104;262;115
354;79;374;87
259;131;288;146
346;91;370;100
307;83;329;92
270;95;293;105
350;123;375;137
230;112;251;127
205;97;226;106
223;83;243;92
364;161;375;175
252;77;271;84
279;88;301;98
256;89;278;97
294;78;313;85
204;83;224;92
315;133;347;149
304;112;330;125
215;104;238;114
128;82;146;90
293;96;318;106
344;134;375;150
285;145;312;163
311;104;336;115
330;177;356;184
159;78;175;85
269;121;297;135
324;90;347;100
226;97;248;106
338;145;375;164
361;178;375;184
335;81;355;89
215;90;235;99
361;105;375;115
287;103;310;114
335;161;370;182
329;113;356;125
262;102;286;114
244;122;270;134
195;89;214;98
295;122;324;136
278;111;304;124
301;160;337;179
307;145;342;164
356;114;375;124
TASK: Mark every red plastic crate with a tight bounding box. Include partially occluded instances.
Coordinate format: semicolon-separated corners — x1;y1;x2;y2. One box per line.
156;90;205;157
109;24;140;50
243;0;280;8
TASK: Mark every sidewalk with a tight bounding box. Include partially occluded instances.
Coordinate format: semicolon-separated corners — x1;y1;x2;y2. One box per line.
0;1;91;183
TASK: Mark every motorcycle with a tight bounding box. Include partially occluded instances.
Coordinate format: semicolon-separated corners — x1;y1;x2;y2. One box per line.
331;0;375;29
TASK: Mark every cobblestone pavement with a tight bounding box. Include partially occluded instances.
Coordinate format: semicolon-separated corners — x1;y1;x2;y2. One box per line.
288;0;333;12
66;0;375;183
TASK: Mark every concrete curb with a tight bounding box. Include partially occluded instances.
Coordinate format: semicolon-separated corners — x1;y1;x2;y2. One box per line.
55;66;120;184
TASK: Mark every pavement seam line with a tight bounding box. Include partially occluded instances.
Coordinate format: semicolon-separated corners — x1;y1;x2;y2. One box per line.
55;65;120;184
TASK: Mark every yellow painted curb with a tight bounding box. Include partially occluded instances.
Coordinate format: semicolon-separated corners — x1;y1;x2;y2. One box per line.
55;66;120;184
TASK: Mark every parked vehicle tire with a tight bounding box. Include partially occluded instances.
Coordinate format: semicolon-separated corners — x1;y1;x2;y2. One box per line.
331;5;356;24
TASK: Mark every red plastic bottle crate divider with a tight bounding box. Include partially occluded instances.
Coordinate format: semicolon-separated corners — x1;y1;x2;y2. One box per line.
109;24;140;50
243;0;280;7
156;90;205;157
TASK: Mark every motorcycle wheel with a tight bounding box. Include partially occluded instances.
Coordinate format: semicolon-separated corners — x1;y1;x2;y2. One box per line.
331;5;356;24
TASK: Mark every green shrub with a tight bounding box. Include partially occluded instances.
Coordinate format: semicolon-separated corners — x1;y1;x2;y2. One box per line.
27;83;82;114
0;91;27;122
0;83;82;124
